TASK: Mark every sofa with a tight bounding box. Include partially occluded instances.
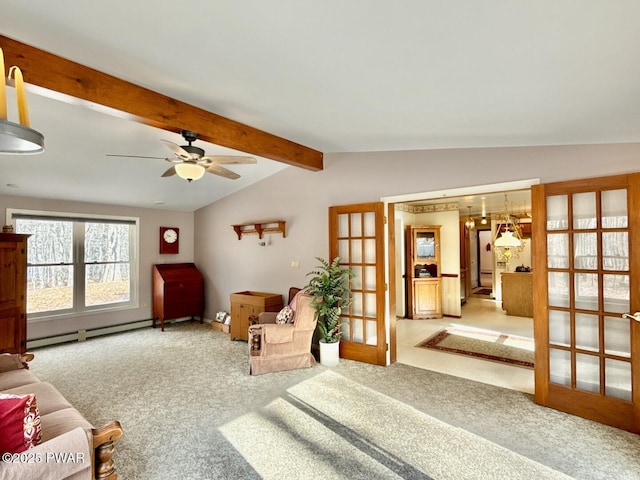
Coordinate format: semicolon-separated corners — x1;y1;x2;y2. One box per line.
0;353;123;480
248;290;317;375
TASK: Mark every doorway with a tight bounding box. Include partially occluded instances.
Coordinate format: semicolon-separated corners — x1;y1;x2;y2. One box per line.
386;179;537;391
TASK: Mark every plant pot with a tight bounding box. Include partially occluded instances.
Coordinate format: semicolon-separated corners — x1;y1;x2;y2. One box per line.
319;339;340;367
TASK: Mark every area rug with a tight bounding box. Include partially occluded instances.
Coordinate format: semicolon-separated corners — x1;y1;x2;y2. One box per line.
418;327;534;368
473;288;493;296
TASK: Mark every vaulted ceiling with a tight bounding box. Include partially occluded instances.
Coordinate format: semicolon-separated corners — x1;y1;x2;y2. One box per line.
1;2;639;211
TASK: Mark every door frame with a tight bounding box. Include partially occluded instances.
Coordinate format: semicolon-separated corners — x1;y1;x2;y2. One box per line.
383;179;540;366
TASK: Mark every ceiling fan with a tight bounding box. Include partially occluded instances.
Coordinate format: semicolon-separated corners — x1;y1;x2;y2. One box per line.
107;130;257;182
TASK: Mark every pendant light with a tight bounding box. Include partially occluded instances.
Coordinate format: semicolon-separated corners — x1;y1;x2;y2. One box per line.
464;206;475;229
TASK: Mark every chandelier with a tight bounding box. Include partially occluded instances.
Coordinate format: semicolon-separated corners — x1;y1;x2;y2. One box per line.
0;47;44;154
492;194;524;270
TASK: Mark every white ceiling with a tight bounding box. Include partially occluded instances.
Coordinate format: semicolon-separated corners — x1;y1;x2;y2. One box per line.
1;1;640;211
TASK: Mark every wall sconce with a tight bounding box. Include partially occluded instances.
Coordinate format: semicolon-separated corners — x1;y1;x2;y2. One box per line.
0;47;44;154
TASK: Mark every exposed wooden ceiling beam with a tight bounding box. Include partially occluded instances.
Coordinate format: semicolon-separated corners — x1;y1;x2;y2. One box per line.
0;35;323;171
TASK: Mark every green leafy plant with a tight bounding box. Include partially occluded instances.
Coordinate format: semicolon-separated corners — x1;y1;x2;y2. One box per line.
306;256;353;344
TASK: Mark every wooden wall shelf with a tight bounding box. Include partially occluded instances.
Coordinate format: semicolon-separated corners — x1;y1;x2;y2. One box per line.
232;221;286;240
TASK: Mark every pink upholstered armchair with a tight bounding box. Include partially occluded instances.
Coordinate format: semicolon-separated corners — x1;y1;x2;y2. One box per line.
248;292;317;375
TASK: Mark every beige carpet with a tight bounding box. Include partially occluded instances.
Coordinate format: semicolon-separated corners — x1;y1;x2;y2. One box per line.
221;370;570;479
25;320;640;479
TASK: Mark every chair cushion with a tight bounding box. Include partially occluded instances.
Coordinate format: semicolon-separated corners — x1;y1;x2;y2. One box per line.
0;393;42;454
276;306;294;324
5;382;73;416
0;369;40;391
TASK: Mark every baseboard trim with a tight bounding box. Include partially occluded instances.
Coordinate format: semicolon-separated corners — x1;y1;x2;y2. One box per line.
27;317;209;349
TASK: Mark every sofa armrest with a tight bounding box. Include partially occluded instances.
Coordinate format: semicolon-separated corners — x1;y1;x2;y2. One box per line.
0;427;92;480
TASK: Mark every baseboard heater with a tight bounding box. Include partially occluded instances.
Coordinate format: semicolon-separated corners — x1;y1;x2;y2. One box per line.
26;317;202;349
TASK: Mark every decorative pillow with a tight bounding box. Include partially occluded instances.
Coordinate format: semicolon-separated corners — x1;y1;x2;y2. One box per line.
0;393;42;454
0;353;23;373
275;306;294;324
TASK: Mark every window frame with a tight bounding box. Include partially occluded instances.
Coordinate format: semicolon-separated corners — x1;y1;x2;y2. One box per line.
7;209;139;321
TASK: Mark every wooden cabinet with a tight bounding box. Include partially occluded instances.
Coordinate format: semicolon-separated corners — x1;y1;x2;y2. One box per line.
501;272;533;317
0;233;30;354
152;263;204;331
406;225;442;319
230;291;283;341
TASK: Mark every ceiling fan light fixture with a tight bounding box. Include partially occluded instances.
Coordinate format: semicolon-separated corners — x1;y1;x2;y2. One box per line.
175;162;205;182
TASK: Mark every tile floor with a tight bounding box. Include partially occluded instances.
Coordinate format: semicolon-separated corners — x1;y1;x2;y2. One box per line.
396;295;535;394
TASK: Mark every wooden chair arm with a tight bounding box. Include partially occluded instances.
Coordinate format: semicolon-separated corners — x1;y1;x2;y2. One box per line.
20;352;34;369
92;420;123;480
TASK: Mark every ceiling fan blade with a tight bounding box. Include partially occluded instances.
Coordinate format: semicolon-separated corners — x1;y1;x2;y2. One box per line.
106;154;167;159
161;166;177;177
205;164;241;180
200;155;257;165
161;140;192;161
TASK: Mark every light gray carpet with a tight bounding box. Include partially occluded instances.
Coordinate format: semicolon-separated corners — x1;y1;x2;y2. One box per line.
27;321;640;479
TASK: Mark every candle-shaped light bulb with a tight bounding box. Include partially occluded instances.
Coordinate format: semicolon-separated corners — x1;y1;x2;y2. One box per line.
0;48;7;120
9;66;29;127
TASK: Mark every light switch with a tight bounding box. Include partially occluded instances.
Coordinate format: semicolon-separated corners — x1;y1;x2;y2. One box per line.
291;260;300;268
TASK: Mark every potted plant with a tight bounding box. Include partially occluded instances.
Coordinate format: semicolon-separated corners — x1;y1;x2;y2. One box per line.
306;256;353;367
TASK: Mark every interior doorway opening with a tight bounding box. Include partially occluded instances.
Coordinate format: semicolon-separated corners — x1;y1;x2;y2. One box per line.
384;179;537;392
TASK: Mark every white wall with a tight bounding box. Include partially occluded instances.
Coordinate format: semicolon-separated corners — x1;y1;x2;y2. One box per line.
194;142;640;324
0;194;194;339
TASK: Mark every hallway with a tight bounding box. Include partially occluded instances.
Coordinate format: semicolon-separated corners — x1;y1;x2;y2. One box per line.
396;296;534;393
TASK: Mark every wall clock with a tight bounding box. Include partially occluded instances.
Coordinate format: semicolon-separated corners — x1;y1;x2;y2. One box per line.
159;227;179;254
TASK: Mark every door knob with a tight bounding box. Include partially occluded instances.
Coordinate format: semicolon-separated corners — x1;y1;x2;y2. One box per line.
622;312;640;322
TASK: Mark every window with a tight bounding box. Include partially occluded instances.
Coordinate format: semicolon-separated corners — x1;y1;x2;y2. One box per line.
9;210;138;318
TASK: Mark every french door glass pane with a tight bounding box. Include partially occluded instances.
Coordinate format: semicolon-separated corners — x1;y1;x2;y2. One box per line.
549;310;571;347
575;313;599;352
573;192;597;230
351;292;363;316
26;265;74;313
549;348;571;386
548;272;570;307
338;239;349;261
605;359;632;401
338;214;349;236
350;213;362;236
574;273;598;311
601;189;628;228
351;240;362;263
363;212;376;236
351;266;362;290
364;266;377;290
364;239;376;263
604;316;631;357
366;320;377;345
576;353;600;393
574;233;597;270
547;233;569;268
365;293;377;317
602;232;629;271
547;195;568;230
603;274;630;313
351;318;364;343
341;321;350;341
